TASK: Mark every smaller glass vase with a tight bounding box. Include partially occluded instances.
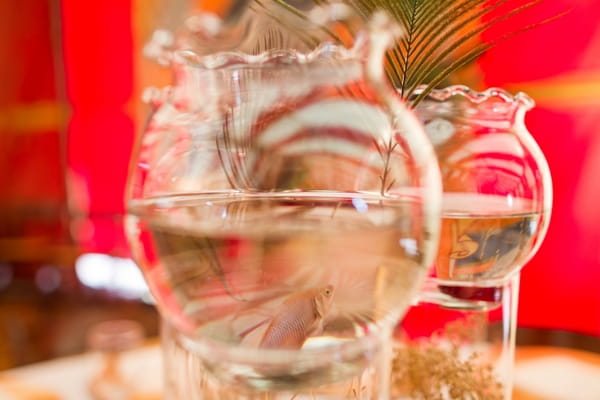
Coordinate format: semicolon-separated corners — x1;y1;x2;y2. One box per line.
414;85;552;287
392;85;553;399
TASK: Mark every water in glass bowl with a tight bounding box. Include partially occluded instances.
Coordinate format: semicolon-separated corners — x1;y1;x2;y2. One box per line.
428;193;547;311
127;192;430;389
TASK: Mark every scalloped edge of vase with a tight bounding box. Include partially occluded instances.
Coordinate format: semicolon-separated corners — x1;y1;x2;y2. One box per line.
173;38;367;70
413;85;535;110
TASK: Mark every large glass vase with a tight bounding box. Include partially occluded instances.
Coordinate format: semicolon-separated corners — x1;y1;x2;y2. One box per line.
126;7;442;400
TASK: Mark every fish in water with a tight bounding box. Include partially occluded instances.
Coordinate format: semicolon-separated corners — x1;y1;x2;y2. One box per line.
258;285;334;350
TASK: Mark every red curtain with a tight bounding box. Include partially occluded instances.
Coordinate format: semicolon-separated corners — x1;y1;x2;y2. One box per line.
60;0;135;257
0;1;69;260
3;0;598;336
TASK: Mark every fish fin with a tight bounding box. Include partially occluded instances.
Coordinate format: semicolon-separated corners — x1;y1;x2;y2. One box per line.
259;321;307;350
238;318;271;339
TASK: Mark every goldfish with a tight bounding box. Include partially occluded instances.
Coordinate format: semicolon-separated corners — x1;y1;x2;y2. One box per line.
257;285;335;350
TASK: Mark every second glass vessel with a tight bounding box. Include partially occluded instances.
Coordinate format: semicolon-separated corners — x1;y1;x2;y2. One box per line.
392;85;552;399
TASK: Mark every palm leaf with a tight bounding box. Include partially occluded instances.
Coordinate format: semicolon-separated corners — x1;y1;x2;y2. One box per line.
409;7;568;105
262;0;567;107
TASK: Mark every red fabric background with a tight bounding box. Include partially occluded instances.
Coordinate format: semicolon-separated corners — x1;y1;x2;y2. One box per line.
3;1;597;336
479;0;600;337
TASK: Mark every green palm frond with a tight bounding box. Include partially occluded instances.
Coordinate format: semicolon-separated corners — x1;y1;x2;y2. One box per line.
265;0;567;107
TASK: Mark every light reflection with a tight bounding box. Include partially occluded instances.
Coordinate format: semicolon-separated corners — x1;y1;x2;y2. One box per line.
35;265;62;293
75;253;152;302
351;197;368;213
399;238;418;256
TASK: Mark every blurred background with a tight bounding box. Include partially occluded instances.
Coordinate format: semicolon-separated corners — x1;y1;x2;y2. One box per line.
0;0;599;370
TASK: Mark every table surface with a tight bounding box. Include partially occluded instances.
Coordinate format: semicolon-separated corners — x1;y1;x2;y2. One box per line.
1;345;599;400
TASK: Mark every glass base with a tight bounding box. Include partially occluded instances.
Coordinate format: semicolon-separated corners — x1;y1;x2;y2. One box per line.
161;322;393;400
390;274;520;400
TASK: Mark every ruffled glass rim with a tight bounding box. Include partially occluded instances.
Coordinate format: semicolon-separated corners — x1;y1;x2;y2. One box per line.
174;36;368;70
412;84;535;111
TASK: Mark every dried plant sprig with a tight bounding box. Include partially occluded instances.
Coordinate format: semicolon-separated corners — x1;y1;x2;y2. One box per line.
217;111;247;190
392;315;504;399
392;343;504;400
374;138;398;196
